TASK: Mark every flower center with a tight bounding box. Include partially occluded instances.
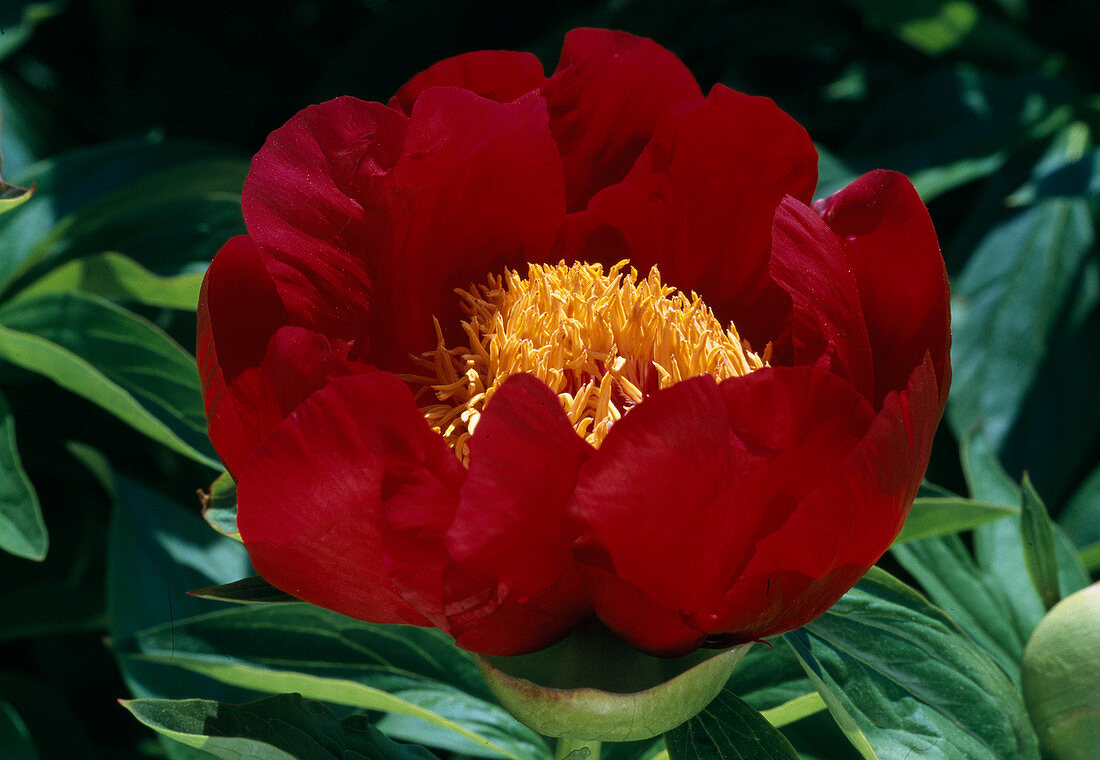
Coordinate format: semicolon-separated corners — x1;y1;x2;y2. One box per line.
404;261;768;465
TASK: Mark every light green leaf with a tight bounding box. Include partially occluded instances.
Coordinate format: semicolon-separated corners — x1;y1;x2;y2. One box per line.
785;568;1039;760
0;292;218;468
665;688;799;760
760;692;827;729
1080;541;1100;573
123;693;438;760
0;388;45;560
893;497;1017;544
8;251;204;310
1020;474;1061;610
201;472;240;541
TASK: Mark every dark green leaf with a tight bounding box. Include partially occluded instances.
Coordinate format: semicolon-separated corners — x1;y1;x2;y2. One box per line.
0;388;45;560
0;1;64;62
893;496;1017;544
948;198;1095;450
665;688;799;760
891;535;1024;681
25;158;247;278
189;576;300;605
0;700;36;760
1020;473;1061;609
123;693;438;760
785;568;1039;760
1060;463;1100;549
9;251;204;310
117;604;547;760
0;292;218;468
0;139;233;295
1080;541;1100;573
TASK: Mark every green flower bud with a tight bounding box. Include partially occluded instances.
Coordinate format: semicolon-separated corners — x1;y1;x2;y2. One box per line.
1022;582;1100;760
476;620;751;742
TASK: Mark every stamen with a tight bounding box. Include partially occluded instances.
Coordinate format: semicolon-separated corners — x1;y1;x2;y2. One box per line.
403;261;767;465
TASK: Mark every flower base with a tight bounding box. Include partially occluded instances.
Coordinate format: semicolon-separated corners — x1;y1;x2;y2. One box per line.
475;620;751;741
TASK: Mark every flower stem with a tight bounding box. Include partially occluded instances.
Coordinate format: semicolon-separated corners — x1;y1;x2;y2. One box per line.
555;737;602;760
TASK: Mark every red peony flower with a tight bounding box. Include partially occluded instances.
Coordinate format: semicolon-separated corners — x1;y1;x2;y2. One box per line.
198;28;950;658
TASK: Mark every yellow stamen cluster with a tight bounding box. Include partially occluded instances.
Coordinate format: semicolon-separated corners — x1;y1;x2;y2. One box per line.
404;261;768;465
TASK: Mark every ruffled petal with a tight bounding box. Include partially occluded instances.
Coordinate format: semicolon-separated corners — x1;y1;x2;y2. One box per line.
389;50;545;115
237;372;464;626
242;97;408;345
572;85;816;347
384;374;594;655
197;235;289;475
814;170;951;408
366;87;566;365
714;355;941;641
543;28;702;212
770;196;874;398
569;367;876;655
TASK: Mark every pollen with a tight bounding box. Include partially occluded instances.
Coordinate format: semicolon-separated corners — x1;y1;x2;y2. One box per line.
403;261;769;465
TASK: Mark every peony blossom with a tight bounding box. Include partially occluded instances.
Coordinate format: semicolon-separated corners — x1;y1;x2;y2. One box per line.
197;28;950;658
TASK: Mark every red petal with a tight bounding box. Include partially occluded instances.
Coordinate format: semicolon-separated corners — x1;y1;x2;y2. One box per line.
366;88;565;365
389;50;545;115
569;368;876;655
815;170;951;408
770;196;874;398
543;28;702;212
444;374;594;654
573;85;816;347
197;236;289;475
715;355;941;640
242;97;407;345
236;372;464;626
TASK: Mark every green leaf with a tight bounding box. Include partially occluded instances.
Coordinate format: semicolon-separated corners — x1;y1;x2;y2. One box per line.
189;576;300;605
117;604;544;759
961;432;1046;639
1060;463;1100;549
126;656;544;760
1080;541;1100;573
0;139;234;295
0;292;218;468
0;700;36;760
0;1;65;62
665;688;799;760
760;692;827;729
8;251;205;310
1020;473;1061;610
891;535;1024;680
893;496;1017;544
0;388;45;560
24;158;247;278
123;693;438;760
200;472;240;541
784;567;1039;760
948;198;1095;450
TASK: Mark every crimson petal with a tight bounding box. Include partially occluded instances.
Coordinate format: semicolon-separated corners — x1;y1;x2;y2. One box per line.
389;50;546;115
383;374;594;655
569;368;876;655
242;97;408;346
815;170;950;408
770;196;874;399
237;372;464;626
543;28;702;212
572;85;817;346
198;235;289;475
